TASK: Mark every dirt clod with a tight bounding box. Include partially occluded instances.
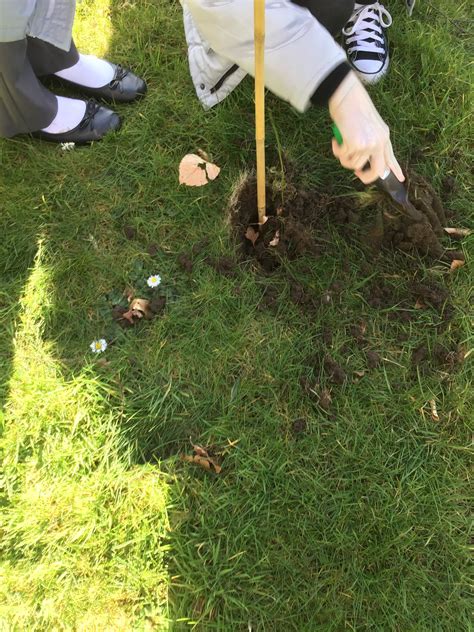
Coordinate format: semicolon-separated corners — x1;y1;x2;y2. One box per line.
205;256;236;277
319;388;332;410
323;356;346;385
147;243;159;256
366;350;381;369
292;418;308;436
178;253;193;273
149;295;166;314
123;225;137;240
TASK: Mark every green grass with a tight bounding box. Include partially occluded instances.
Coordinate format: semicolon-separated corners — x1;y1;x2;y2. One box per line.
0;0;472;629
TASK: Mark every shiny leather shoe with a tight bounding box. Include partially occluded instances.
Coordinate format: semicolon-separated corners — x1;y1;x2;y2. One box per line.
55;63;147;103
32;99;122;144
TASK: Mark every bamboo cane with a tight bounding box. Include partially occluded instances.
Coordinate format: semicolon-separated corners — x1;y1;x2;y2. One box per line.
254;0;266;224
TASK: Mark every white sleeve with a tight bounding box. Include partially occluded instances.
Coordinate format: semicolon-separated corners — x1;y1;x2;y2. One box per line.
183;0;347;112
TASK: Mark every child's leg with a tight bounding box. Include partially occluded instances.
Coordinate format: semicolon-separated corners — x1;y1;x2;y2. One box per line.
292;0;355;35
0;39;58;137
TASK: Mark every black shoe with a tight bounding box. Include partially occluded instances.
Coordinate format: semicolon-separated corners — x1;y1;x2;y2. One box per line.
54;63;147;103
342;2;392;85
32;99;121;144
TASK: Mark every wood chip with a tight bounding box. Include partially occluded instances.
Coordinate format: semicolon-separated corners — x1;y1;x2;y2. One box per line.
450;259;465;272
443;227;472;238
430;399;439;422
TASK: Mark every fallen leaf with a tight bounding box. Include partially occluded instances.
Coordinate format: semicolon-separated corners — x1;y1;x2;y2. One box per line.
179;153;221;187
414;299;427;310
181;449;222;474
121;298;154;325
191;441;209;458
269;230;280;247
450;259;465;272
444;227;472;239
354;370;366;378
205;162;220;181
245;226;259;246
130;298;154;319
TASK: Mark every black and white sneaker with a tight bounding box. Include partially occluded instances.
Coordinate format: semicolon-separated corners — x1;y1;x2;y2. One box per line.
342;2;393;84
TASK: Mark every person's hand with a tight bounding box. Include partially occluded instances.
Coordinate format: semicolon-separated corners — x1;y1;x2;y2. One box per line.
328;71;404;184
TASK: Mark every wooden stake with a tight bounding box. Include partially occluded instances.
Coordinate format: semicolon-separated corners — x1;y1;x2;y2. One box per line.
254;0;266;224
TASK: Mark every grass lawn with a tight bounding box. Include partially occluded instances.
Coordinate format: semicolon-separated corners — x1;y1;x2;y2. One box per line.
0;0;472;629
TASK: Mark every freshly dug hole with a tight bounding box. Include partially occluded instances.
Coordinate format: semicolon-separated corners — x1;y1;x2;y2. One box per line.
229;170;462;268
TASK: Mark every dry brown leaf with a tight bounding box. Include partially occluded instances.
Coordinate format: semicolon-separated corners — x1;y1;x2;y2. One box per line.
179;153;221;187
450;259;465;272
130;298;154;319
354;370;366;378
444;227;472;238
181;454;222;474
191;442;209;458
245;226;259;246
269;230;280;247
121;298;154;325
182;443;222;474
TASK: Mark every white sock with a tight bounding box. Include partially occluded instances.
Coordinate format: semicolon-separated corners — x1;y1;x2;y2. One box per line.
41;96;87;134
55;54;115;89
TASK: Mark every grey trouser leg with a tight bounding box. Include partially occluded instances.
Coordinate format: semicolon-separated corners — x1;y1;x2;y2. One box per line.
292;0;355;35
0;38;79;138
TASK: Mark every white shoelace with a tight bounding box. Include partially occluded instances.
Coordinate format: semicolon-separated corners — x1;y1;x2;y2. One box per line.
343;3;393;55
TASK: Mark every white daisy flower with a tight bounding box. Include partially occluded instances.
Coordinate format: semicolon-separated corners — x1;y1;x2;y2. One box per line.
60;142;75;151
90;339;107;354
147;274;162;288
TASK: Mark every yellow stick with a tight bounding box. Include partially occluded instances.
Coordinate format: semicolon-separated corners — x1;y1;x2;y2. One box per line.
254;0;266;224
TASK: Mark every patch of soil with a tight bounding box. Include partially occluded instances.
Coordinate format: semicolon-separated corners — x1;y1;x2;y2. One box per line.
323;356;346;385
366;350;381;369
123;224;137;240
229;170;462;267
409;280;450;311
205;255;237;277
147;242;160;256
258;285;280;311
178;253;193;274
412;343;464;373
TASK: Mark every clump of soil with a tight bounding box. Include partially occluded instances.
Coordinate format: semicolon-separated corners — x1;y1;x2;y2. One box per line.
229;170;462;267
291;418;308;437
323;356;347;385
412;343;465;373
